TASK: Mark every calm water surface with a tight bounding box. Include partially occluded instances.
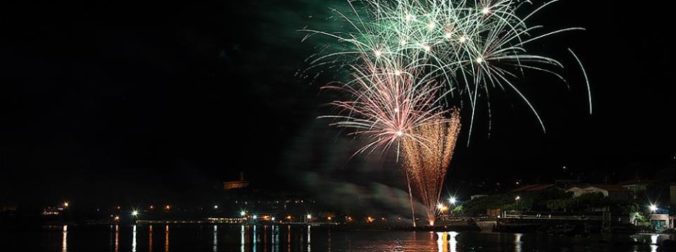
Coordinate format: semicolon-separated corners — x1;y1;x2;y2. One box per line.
0;224;673;251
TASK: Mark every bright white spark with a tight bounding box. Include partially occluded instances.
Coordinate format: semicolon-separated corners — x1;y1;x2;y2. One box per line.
459;35;467;43
481;7;491;15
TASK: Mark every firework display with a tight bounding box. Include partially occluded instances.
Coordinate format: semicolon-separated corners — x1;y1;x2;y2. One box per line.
305;0;590;135
306;0;589;226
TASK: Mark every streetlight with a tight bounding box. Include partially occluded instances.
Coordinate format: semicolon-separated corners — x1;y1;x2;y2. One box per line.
130;210;139;225
63;202;69;208
515;196;521;201
306;214;312;220
213;205;219;210
253;215;258;220
437;203;445;210
240;210;246;217
449;197;457;205
649;204;658;213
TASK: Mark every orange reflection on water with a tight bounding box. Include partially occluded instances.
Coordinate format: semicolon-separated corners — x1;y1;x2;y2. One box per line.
148;225;153;252
263;225;268;252
435;231;459;252
287;225;291;252
114;225;119;252
164;225;170;252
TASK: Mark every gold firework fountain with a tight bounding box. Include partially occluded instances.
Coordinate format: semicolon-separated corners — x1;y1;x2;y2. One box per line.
403;110;461;226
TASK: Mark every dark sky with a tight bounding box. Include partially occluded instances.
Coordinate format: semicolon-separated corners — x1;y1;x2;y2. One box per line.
1;0;674;207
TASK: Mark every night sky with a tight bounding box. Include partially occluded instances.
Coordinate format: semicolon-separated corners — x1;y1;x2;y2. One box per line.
1;0;674;208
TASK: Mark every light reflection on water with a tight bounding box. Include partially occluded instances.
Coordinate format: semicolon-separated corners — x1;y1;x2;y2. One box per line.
252;225;257;252
212;225;217;252
307;225;311;252
650;234;658;252
514;233;522;252
114;225;119;252
436;231;462;252
132;225;137;252
61;225;67;252
148;225;153;252
240;225;245;252
30;224;676;251
449;231;457;252
164;225;169;252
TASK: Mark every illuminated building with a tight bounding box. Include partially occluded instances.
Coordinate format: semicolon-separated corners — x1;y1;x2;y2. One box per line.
224;172;249;190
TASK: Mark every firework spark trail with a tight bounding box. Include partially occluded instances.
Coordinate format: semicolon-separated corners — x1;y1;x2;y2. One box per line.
402;110;461;226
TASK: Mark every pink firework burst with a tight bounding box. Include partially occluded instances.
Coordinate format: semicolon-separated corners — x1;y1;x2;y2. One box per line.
321;58;451;155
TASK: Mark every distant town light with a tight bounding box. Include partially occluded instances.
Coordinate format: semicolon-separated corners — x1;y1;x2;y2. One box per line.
165;205;171;210
437;203;444;209
213;205;218;209
240;211;246;217
306;214;312;219
515;196;521;201
271;217;276;221
63;202;69;208
449;197;457;205
253;215;258;220
649;204;658;212
131;210;139;216
327;216;332;221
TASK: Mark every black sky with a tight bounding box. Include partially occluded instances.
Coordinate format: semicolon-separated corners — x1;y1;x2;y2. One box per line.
1;0;675;206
